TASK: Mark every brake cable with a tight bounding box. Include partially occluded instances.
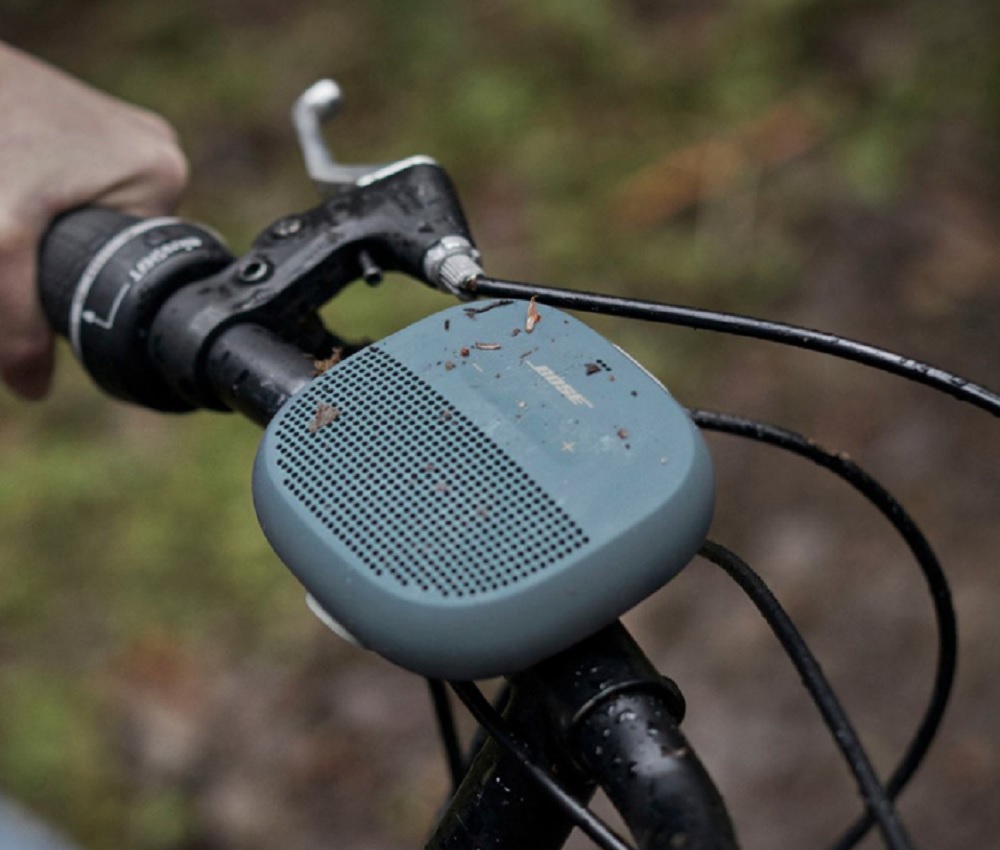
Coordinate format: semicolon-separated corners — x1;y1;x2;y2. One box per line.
692;410;956;850
467;277;1000;419
450;681;634;850
699;540;915;849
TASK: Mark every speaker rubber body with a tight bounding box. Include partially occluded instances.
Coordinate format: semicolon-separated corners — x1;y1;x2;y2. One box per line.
253;300;714;679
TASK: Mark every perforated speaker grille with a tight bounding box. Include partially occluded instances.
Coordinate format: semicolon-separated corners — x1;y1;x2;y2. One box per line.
272;346;589;598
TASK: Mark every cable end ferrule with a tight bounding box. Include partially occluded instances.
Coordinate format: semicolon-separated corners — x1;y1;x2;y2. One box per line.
423;235;483;298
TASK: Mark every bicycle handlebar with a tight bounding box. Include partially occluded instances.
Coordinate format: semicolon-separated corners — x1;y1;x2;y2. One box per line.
37;158;482;421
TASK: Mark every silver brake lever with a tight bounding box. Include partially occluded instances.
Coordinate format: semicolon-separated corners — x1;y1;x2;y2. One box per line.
292;79;482;296
292;79;436;197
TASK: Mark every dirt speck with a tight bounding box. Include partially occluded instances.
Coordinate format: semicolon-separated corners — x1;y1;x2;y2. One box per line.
474;342;501;351
585;363;601;376
460;347;470;357
307;403;341;433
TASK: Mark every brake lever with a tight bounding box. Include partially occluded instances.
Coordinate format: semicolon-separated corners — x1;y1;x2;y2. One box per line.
292;79;437;197
146;80;486;408
291;78;483;294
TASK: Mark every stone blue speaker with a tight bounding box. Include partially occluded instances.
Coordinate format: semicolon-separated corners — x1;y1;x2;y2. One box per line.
253;300;714;679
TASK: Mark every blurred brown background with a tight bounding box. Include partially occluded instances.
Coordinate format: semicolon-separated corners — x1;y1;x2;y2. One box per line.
2;1;999;848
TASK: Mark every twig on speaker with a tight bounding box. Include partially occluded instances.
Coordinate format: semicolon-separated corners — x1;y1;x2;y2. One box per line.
463;299;514;318
525;296;541;333
313;347;344;375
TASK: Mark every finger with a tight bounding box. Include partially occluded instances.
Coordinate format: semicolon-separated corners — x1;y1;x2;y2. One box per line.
0;223;55;399
1;334;55;400
94;127;190;219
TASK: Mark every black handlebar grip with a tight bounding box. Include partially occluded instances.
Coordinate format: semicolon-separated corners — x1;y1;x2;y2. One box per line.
36;207;235;410
38;207;142;337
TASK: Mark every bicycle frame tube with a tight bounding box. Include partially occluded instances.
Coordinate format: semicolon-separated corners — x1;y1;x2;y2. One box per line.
427;623;738;850
427;682;597;850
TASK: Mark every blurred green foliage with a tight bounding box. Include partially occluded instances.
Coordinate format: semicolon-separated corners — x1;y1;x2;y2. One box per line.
2;1;998;847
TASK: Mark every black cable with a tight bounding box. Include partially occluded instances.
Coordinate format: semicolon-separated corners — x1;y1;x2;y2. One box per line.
449;680;634;850
699;540;915;850
427;678;465;793
464;682;511;766
691;410;956;850
467;277;1000;419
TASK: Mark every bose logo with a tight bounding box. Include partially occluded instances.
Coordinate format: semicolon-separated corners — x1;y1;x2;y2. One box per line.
524;360;594;408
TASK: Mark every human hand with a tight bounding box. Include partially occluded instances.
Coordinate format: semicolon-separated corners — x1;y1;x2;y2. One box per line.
0;42;188;399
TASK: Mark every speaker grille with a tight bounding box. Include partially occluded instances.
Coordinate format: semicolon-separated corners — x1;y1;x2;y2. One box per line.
272;347;589;598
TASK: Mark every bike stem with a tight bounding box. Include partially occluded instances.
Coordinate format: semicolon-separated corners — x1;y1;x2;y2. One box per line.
430;622;738;850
